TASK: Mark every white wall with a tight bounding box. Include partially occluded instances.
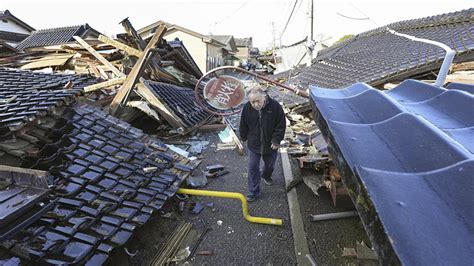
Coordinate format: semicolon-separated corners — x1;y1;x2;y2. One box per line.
162;30;207;74
206;44;223;71
274;43;308;74
0;18;30;34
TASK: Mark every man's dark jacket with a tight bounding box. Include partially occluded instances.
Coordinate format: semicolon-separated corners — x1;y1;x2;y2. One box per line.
239;97;286;154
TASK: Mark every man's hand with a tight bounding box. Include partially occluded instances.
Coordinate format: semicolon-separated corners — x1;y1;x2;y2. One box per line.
271;143;280;150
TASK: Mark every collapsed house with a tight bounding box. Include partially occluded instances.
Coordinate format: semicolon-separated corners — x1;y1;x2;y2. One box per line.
293;8;473;264
297;9;474;88
0;6;472;265
0;66;198;264
0;10;35;54
0;17;216;264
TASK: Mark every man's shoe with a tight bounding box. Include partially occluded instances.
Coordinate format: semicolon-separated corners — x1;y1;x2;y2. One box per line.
263;177;273;186
246;192;260;202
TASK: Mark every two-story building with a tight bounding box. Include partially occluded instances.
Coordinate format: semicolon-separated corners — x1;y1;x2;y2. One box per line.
0;10;35;53
138;21;237;74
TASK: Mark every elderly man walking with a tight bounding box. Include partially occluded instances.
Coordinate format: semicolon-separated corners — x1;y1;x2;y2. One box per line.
239;88;286;202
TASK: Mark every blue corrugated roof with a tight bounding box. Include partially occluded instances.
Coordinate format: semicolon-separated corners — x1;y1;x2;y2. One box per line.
310;80;473;264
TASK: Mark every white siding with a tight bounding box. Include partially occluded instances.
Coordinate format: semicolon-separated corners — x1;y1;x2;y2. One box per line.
0;18;31;34
162;30;207;74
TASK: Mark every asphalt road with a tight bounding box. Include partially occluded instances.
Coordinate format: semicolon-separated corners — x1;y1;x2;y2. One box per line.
110;132;369;265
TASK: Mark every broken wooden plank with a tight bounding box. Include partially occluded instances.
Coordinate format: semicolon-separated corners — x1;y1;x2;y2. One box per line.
445;71;474;85
120;18;178;84
84;77;126;92
20;54;73;70
73;36;125;78
86;61;102;78
198;123;227;132
127;100;161;122
223;122;244;155
110;25;167;114
98;34;142;57
134;82;185;129
0;165;48;177
452;61;474;72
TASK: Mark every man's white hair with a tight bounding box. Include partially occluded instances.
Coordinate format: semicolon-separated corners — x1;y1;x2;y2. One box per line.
248;87;266;98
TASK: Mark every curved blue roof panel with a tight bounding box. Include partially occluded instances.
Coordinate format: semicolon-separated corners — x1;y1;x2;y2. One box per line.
310;79;474;264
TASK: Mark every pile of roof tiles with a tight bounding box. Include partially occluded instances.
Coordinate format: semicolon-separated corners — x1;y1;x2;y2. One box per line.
1;105;193;264
0;68;96;135
0;66;197;264
143;80;213;129
0;17;214;135
297;8;474;89
310;80;473;265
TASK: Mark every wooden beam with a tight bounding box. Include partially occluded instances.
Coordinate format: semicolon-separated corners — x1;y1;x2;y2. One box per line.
119;18;178;84
110;25;167;115
98;34;142;57
84;77;126;92
134;82;185;129
86;61;102;78
120;18;147;50
0;165;48;177
223;119;244;155
20;54;73;70
73;36;125;78
127;100;161;122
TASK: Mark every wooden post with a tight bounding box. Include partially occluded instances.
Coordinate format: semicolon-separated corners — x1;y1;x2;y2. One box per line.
120;18;147;50
110;25;167;115
98;35;142;57
134;82;185;129
119;18;176;83
84;77;126;92
73;36;125;78
223;119;244;155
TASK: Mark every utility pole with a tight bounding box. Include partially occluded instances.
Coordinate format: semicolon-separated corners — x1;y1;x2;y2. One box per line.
310;0;314;41
306;0;314;66
271;21;276;52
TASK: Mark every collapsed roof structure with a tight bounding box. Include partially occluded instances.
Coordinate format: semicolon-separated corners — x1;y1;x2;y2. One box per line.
297;8;474;88
305;8;474;265
0;6;472;265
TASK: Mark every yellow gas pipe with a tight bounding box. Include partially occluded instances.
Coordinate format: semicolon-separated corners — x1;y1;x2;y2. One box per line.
177;188;283;226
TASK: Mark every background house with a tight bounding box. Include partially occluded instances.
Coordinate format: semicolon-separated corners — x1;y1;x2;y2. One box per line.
0;10;35;53
207;35;238;67
139;21;237;73
234;37;253;66
16;24;101;52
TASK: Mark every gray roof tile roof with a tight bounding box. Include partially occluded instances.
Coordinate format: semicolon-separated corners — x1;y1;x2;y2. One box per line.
0;68;97;135
16;24;100;50
298;8;474;89
0;104;193;264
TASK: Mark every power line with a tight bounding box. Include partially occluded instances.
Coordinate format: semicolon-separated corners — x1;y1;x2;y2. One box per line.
280;0;298;39
213;1;251;26
336;12;369;20
349;2;378;26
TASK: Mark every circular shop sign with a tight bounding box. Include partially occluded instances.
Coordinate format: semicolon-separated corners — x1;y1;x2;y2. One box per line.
203;75;246;110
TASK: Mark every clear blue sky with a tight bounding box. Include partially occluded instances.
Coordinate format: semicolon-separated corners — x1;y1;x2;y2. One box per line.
1;0;472;49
